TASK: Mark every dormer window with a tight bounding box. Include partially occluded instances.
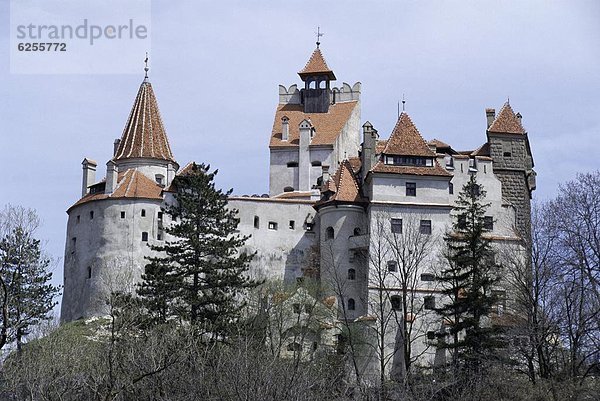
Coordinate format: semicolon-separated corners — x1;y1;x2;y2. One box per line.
155;174;165;186
281;116;289;141
384;155;434;167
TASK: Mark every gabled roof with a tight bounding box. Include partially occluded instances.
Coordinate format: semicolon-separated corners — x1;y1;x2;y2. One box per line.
298;48;336;80
471;142;490;157
269;101;358;147
488;102;525;134
114;81;176;163
68;169;163;211
382;113;436;157
317;160;367;208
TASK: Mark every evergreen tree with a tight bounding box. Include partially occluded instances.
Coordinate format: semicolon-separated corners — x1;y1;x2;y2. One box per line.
0;210;60;352
436;174;502;374
137;163;256;337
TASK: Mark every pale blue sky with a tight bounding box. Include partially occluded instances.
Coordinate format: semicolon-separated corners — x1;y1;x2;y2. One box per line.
1;1;599;299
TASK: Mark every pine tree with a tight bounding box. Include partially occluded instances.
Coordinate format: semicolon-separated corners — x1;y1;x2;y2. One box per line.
436;174;502;374
137;163;256;337
0;214;60;352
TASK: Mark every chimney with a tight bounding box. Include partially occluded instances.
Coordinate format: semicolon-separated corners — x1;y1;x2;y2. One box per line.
486;108;496;129
281;116;289;141
516;112;522;125
105;161;118;195
113;139;121;156
298;119;312;192
361;121;378;183
81;158;97;197
321;165;330;185
167;163;176;186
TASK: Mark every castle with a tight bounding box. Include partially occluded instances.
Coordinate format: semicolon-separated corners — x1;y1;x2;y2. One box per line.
61;44;535;371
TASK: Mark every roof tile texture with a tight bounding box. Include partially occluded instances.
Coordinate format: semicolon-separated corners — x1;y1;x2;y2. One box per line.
488;102;525;134
114;82;176;162
382;113;436;157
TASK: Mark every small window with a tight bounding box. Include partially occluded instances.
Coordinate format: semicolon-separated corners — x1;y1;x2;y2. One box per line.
120;211;125;219
141;232;148;242
305;222;314;231
387;261;398;272
311;161;322;167
503;152;512;157
391;218;402;234
420;220;432;235
87;266;92;279
89;211;94;220
390;295;402;311
353;227;361;236
76;215;80;224
347;298;355;311
289;220;295;230
268;221;278;230
155;174;164;186
445;155;454;168
141;209;146;217
71;237;76;253
157;232;163;241
421;273;436;282
287;342;302;352
424;296;436;310
283;186;294;192
406;182;416;197
348;268;356;280
326;226;334;239
312;341;318;351
484;216;494;231
287;162;299;168
449;182;454;195
254;216;260;229
427;331;436;340
292;303;301;314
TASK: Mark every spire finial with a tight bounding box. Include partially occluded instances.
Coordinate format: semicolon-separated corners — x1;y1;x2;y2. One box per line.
144;52;149;81
315;26;324;49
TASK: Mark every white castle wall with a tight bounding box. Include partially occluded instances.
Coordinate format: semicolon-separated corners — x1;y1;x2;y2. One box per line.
61;198;166;322
228;197;319;282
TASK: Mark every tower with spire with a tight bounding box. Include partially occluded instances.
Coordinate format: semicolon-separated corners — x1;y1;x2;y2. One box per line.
61;65;188;322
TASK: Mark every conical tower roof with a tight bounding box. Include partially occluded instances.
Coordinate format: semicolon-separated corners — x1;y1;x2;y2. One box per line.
114;81;176;163
382;112;435;157
298;48;336;81
488;102;525;134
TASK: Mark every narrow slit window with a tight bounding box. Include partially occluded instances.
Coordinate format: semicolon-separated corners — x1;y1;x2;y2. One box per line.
254;216;260;229
89;211;94;220
141;232;148;241
120;211;125;219
289;220;295;230
141;209;146;217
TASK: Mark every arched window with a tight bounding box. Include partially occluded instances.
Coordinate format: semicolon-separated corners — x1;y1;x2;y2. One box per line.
318;80;327;89
308;80;317;89
390;295;401;311
348;268;356;280
347;298;356;311
326;226;334;240
353;227;361;236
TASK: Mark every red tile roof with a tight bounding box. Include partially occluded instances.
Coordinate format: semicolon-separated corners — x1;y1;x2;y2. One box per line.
318;160;367;207
269;101;358;147
488;102;525;134
68;169;163;211
298;48;336;80
114;81;176;163
471;142;490;157
382;113;436;157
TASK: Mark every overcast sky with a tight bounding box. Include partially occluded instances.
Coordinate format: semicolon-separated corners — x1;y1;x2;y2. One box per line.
1;1;599;299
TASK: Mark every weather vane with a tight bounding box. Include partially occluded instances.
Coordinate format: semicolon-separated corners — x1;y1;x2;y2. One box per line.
315;26;324;49
144;52;149;80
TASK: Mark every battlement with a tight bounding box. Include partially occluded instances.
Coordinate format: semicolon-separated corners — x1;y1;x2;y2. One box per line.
278;82;361;105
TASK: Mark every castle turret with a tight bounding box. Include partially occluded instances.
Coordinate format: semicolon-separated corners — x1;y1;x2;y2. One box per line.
298;46;336;113
486;102;535;241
